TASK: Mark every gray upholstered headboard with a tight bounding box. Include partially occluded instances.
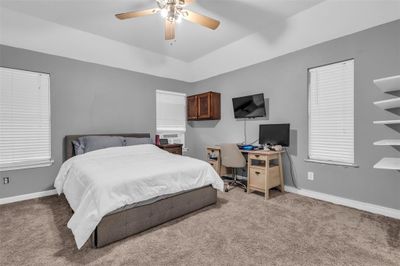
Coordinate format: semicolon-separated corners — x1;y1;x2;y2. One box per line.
64;133;151;161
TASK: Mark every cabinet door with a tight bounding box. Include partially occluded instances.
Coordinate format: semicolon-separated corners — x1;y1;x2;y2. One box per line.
210;92;221;120
187;95;198;120
197;92;211;119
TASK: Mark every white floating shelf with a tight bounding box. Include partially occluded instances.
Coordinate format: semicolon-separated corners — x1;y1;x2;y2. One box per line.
373;120;400;125
374;98;400;109
374;139;400;146
374;75;400;92
374;158;400;170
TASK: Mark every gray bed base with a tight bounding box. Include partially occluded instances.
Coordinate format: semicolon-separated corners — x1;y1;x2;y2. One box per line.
90;185;216;248
64;134;218;248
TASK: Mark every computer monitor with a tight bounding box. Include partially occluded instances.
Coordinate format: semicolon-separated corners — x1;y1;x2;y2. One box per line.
259;124;290;147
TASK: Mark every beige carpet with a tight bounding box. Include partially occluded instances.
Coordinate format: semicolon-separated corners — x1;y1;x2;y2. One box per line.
0;189;399;266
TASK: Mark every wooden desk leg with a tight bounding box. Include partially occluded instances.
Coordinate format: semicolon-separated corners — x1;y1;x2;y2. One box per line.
264;188;269;200
278;153;285;192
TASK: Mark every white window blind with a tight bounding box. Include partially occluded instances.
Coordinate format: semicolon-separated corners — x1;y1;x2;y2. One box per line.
156;90;186;132
308;60;355;165
0;67;52;171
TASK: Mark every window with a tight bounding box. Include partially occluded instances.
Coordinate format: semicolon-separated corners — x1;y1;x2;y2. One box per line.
0;67;52;171
308;59;355;165
156;90;186;146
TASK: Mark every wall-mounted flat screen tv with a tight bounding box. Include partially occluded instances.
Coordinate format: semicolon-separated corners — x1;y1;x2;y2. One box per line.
232;93;266;119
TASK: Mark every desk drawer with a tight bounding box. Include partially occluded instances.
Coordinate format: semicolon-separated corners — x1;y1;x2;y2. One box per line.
249;168;265;190
248;154;267;161
249;154;267;168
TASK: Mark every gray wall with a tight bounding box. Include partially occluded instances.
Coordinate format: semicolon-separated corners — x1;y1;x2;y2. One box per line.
186;20;400;210
0;45;189;198
1;20;399;210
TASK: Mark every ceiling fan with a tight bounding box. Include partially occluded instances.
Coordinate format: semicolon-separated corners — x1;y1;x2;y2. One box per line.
115;0;220;40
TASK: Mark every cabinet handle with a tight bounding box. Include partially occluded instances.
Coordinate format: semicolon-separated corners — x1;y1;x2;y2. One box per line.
255;155;259;158
255;171;260;175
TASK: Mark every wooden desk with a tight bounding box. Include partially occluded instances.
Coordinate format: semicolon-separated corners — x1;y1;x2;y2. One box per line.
206;146;284;199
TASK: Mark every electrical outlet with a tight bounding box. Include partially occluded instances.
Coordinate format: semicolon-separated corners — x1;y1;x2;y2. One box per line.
3;177;10;184
307;172;314;181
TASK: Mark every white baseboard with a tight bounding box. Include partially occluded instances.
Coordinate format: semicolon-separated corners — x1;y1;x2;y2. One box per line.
0;189;57;205
1;186;399;220
285;186;400;220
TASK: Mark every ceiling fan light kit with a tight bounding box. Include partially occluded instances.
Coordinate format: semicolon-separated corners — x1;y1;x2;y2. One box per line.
158;0;187;23
115;0;220;40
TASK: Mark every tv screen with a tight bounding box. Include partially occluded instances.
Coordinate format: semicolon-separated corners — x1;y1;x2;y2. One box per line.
259;124;290;147
232;93;266;118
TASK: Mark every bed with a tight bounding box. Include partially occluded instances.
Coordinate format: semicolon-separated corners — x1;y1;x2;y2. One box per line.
56;133;224;249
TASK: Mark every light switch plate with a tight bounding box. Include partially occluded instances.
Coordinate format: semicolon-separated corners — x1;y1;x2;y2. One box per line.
307;172;314;181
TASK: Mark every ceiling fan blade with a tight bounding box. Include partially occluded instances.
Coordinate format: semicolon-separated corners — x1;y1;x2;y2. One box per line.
115;8;159;20
182;10;220;30
165;20;176;40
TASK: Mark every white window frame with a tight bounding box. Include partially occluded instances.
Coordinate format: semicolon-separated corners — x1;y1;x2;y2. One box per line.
0;67;53;171
156;89;186;146
306;59;357;167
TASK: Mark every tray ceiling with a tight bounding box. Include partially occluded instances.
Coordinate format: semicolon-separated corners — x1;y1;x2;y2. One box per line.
0;0;323;62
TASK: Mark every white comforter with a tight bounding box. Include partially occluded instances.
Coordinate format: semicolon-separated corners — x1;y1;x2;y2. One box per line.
54;144;224;249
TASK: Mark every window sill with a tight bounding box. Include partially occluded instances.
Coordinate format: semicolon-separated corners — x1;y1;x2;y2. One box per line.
0;160;54;171
305;159;359;168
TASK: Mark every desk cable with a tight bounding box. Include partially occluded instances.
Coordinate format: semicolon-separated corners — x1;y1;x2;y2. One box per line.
248;138;259;145
284;147;297;188
243;119;247;144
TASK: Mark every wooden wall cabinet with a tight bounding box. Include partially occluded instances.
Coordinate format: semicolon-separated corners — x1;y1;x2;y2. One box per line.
187;95;198;120
187;91;220;121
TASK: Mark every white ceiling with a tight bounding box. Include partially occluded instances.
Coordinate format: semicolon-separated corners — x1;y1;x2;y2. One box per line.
1;0;400;82
0;0;324;62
